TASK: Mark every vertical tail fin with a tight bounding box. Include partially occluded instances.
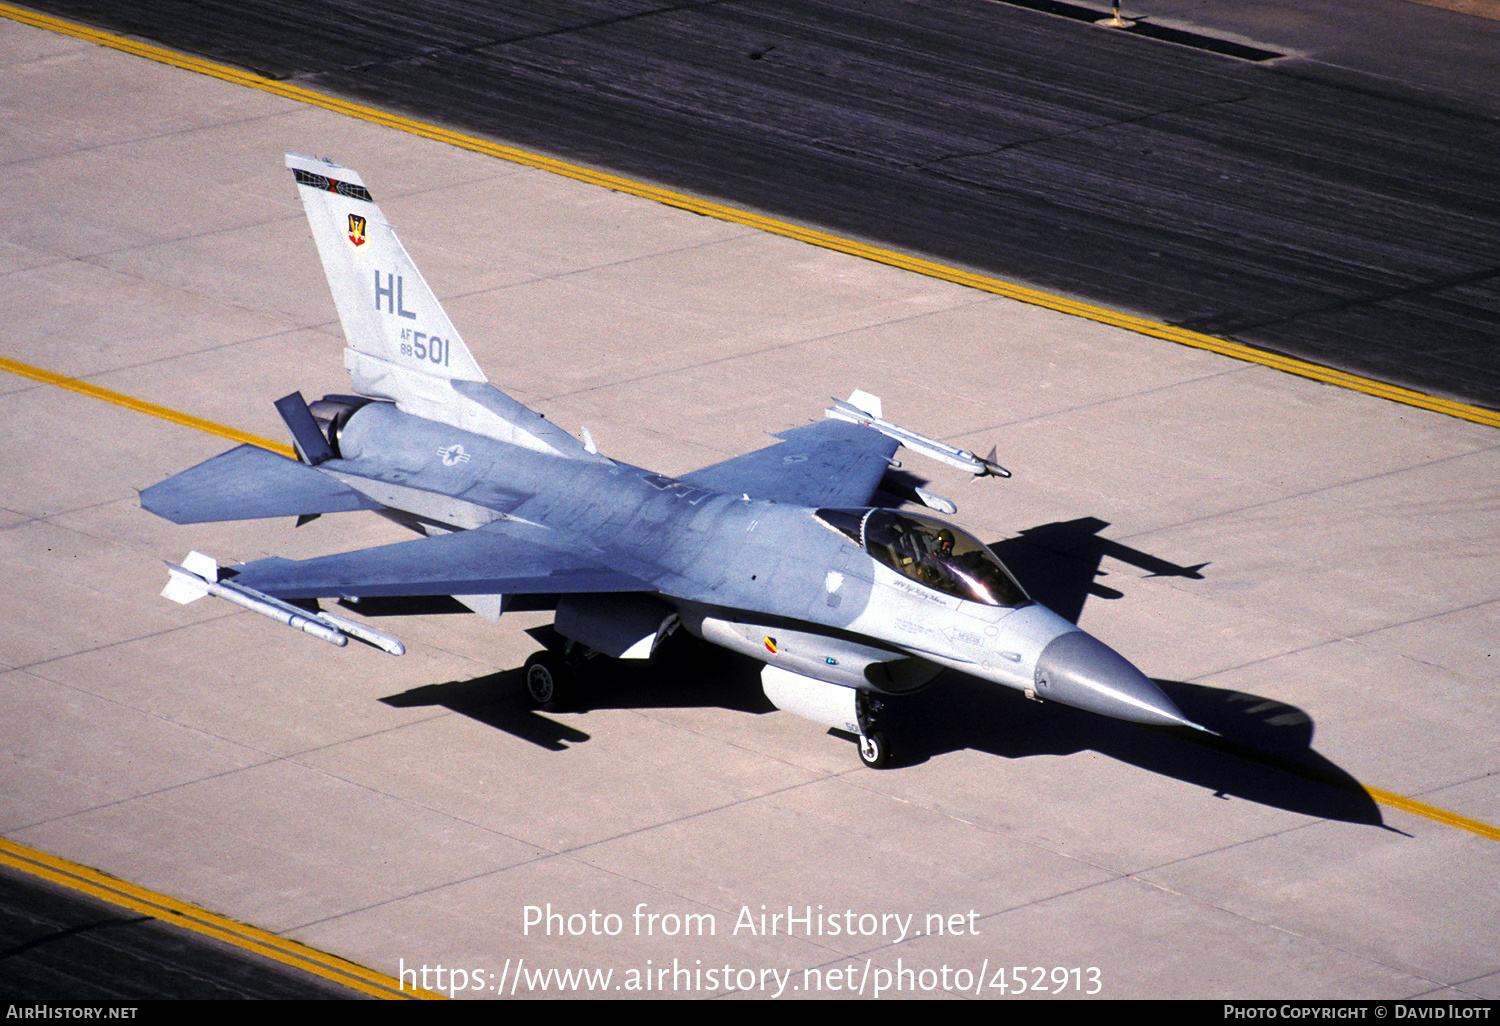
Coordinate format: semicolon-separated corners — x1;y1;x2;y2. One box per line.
285;154;485;389
285;154;593;459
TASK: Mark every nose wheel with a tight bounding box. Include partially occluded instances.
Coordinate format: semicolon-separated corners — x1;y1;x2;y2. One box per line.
856;691;891;768
858;730;890;769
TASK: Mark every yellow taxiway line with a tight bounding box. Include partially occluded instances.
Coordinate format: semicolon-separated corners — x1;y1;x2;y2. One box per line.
3;1;1497;431
0;836;441;999
5;353;1500;853
1;0;1496;946
1365;787;1500;842
0;356;293;457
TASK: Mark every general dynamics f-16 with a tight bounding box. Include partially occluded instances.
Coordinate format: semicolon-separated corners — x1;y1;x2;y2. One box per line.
142;155;1206;767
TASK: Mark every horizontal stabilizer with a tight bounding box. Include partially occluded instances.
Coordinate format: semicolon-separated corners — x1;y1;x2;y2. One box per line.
140;444;383;524
230;519;652;600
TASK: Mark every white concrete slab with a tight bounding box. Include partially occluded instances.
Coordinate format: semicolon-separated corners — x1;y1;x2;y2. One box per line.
1;13;1497;1001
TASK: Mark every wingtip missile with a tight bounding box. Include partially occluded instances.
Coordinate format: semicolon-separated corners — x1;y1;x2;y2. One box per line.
164;557;347;647
978;446;1011;479
161;553;404;654
313;608;407;656
825;392;1010;479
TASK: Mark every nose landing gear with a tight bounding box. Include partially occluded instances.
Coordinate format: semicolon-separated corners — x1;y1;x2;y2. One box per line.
858;730;890;769
857;692;891;769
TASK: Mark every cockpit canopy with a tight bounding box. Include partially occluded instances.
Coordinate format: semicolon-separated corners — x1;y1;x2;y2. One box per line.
815;508;1031;608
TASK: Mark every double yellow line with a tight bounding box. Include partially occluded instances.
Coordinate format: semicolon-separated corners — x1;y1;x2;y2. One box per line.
3;2;1498;430
2;0;1498;986
0;836;439;998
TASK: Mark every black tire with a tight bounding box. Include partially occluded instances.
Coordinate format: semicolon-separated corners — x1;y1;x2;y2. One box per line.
858;731;890;769
523;651;567;710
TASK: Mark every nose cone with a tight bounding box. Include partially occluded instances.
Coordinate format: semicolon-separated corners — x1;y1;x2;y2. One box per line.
1034;630;1203;730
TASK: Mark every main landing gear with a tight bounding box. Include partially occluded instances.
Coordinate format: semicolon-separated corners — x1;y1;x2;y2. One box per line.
524;643;898;769
523;649;575;711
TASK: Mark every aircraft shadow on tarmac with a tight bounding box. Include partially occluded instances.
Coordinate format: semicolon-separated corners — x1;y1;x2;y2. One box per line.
379;636;772;754
377;516;1383;828
888;678;1386;828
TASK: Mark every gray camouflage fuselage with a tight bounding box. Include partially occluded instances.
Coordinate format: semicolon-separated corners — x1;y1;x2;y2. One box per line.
146;154;1206;771
322;400;1189;727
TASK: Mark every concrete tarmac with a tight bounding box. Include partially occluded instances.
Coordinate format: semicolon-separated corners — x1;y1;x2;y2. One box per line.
0;864;360;998
1;9;1498;1001
18;0;1500;409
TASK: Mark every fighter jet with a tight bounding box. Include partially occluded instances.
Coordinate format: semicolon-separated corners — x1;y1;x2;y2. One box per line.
142;155;1206;768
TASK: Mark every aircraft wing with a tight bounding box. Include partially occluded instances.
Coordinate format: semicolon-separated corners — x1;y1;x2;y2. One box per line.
227;518;651;600
679;420;899;508
141;444;383;524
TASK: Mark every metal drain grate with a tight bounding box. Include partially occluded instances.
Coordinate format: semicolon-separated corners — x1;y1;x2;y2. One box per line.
996;0;1285;62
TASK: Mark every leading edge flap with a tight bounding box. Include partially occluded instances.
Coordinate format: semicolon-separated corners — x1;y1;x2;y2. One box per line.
679;419;899;508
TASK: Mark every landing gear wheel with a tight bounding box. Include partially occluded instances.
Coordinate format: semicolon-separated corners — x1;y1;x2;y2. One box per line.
858;730;890;769
523;651;568;710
